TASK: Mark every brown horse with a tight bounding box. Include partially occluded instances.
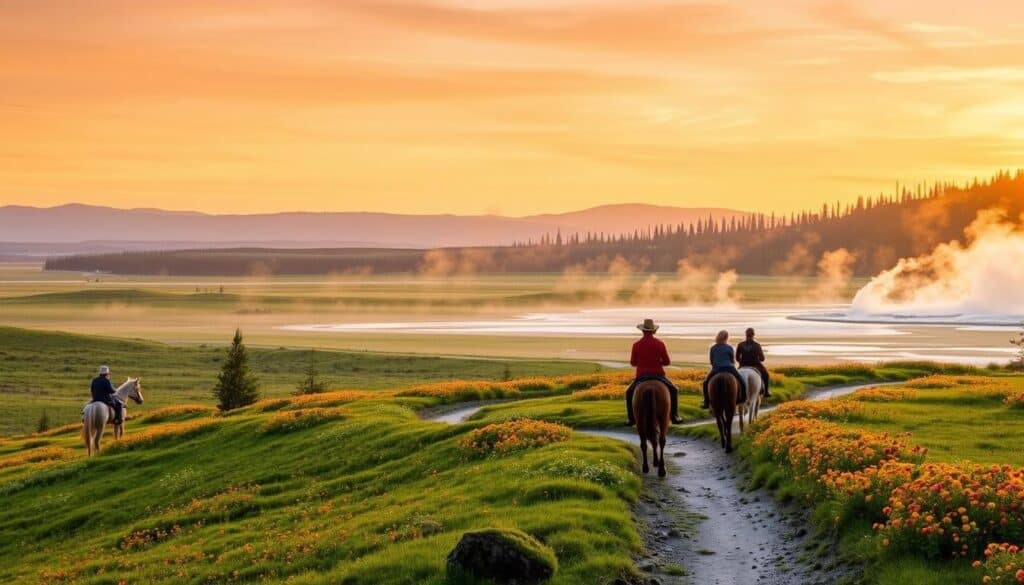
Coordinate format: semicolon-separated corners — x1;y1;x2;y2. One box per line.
632;380;671;477
708;372;738;453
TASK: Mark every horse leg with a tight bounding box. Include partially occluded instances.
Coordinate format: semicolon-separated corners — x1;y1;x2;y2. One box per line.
725;409;735;453
82;424;92;457
738;402;745;434
657;428;667;477
715;413;725;449
640;436;649;474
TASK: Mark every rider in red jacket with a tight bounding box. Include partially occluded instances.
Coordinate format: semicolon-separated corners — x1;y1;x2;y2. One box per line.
625;319;683;426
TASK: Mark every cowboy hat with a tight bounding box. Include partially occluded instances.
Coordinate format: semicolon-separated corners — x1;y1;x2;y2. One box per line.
98;365;110;375
636;318;659;332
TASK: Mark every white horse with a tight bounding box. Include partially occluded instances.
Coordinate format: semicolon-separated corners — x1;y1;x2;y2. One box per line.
82;378;144;456
736;367;763;433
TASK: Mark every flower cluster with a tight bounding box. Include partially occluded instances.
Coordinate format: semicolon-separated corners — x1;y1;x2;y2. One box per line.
396;380;521;401
876;464;1024;558
750;415;925;490
183;484;261;518
571;383;626;401
286;390;377;408
137;404;216;424
903;375;1010;391
749;382;1024;565
0;446;76;470
976;543;1024;583
767;399;865;422
259;407;348;433
460;419;571;457
105;419;219;453
849;386;920;402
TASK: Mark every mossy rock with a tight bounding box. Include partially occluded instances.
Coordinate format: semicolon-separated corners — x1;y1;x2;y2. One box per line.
447;527;557;584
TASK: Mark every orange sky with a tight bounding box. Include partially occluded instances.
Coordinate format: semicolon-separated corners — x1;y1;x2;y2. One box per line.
2;0;1023;215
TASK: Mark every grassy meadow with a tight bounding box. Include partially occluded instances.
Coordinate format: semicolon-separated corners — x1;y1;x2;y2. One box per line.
0;358;944;584
740;373;1024;585
1;327;1021;583
0;390;644;584
0;326;599;436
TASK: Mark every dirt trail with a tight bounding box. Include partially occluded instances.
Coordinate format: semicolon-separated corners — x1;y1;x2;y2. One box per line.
427;381;894;584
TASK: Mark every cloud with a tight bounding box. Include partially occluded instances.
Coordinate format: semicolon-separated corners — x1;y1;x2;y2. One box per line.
904;22;973;35
874;66;1024;84
345;0;782;56
810;0;931;51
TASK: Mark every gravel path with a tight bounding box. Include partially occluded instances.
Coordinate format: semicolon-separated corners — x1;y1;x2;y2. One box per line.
426;381;895;584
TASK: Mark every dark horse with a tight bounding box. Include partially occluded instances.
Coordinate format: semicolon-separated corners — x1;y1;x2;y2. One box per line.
632;379;670;477
708;372;738;453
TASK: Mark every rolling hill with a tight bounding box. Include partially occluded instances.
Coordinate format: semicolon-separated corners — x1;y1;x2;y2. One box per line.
0;203;749;252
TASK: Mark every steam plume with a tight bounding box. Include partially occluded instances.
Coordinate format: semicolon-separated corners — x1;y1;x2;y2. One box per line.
851;208;1024;315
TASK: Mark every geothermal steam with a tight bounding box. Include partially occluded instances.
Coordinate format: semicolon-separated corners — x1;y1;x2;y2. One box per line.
851;209;1024;317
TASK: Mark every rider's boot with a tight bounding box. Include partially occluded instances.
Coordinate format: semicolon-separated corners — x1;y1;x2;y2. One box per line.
670;389;684;424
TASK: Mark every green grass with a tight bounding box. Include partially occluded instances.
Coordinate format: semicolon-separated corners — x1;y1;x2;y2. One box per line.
0;395;642;584
0;326;601;436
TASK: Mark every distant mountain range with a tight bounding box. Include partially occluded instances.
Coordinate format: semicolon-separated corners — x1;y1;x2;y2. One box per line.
0;203;748;255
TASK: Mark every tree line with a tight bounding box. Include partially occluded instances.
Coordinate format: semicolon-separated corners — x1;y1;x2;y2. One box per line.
44;170;1024;277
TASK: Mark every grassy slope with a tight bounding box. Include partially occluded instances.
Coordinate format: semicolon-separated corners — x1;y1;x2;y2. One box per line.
740;373;1024;585
0;326;599;436
0;395;642;584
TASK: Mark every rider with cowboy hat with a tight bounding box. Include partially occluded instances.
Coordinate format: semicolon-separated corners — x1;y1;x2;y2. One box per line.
625;318;684;426
90;365;123;425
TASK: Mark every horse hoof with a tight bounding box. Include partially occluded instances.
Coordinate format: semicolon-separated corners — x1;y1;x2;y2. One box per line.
658;467;667;477
725;447;734;454
642;465;649;474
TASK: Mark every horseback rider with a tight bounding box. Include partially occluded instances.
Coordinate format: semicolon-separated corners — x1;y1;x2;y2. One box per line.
90;365;123;425
699;330;747;409
736;327;771;398
625;318;684;426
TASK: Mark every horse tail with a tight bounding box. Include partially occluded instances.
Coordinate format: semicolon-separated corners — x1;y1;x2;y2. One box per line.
642;386;656;440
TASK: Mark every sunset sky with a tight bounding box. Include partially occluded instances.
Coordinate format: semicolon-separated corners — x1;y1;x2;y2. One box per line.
2;0;1023;215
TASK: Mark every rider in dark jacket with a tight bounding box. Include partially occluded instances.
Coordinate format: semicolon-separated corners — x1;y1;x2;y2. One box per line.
736;327;771;397
90;365;123;424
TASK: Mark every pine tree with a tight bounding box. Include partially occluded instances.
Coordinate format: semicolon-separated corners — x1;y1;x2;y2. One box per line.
295;349;327;395
213;329;260;411
36;409;50;433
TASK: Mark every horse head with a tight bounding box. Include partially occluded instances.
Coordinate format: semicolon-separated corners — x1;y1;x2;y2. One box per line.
126;378;144;404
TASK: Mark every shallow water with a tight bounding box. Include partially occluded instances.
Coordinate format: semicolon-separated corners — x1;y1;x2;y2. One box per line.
281;303;1022;365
